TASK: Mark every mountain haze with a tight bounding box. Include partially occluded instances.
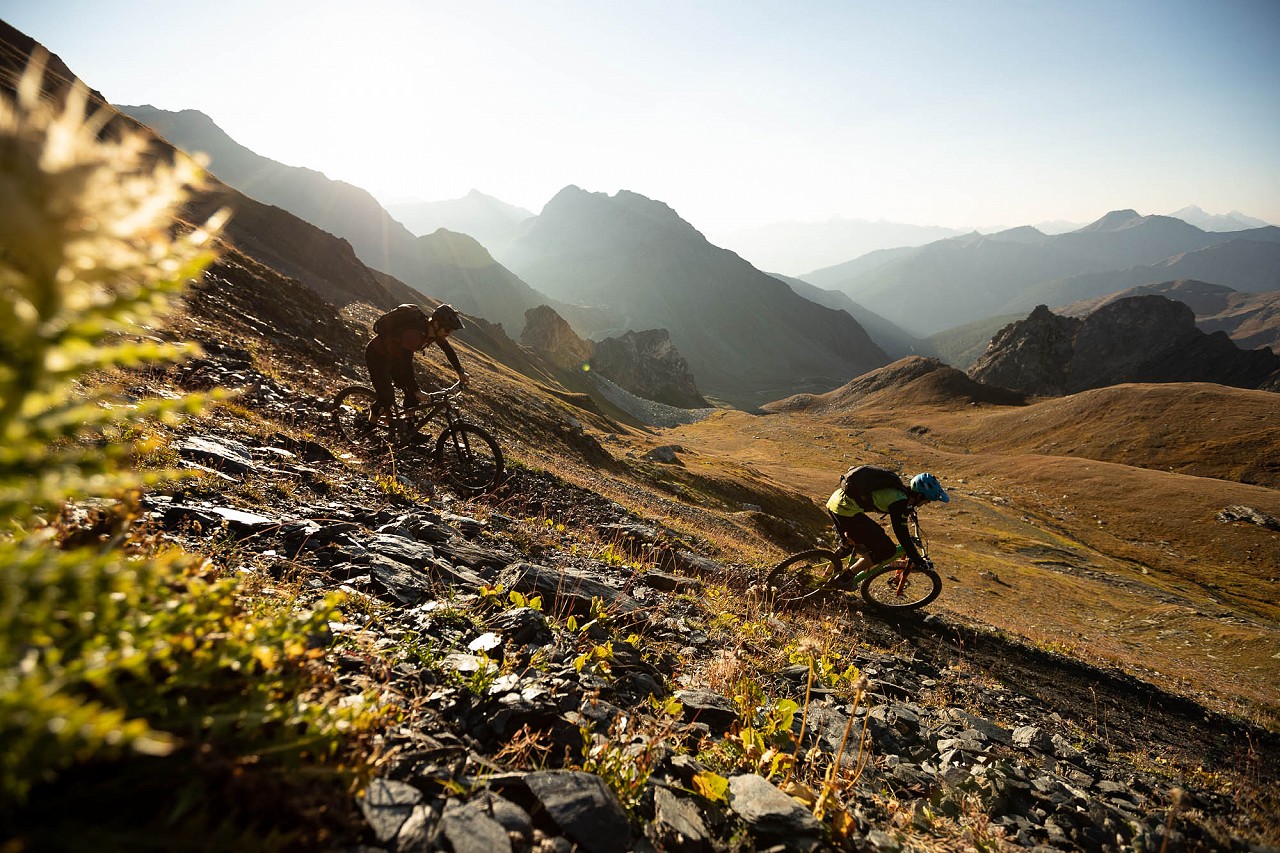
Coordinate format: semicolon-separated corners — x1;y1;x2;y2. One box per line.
709;217;964;277
809;210;1280;335
497;187;891;407
1169;204;1272;232
386;189;533;250
118;105;554;334
1006;233;1280;314
770;273;932;360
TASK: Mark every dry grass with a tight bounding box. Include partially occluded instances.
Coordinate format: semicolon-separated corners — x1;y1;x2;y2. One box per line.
657;383;1280;726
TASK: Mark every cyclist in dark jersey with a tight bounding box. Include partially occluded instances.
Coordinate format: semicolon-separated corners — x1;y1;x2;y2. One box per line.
365;303;468;411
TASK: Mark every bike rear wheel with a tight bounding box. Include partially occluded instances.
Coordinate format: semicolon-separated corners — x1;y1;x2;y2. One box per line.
763;549;843;607
332;385;386;447
435;422;504;495
859;562;942;610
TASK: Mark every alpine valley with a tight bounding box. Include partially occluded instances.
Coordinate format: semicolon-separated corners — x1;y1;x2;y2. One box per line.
3;17;1279;853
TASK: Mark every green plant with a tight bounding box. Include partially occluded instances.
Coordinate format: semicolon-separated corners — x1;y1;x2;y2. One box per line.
0;55;384;845
373;472;423;503
581;695;684;813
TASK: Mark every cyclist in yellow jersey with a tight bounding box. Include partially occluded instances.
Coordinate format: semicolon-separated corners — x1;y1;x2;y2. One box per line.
827;469;949;580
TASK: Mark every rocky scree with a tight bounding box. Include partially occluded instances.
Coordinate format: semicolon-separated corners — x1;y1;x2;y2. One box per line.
100;351;1279;851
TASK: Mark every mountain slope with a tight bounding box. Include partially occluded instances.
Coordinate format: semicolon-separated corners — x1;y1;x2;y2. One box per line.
118;105;555;335
770;273;931;359
497;187;891;407
968;298;1280;395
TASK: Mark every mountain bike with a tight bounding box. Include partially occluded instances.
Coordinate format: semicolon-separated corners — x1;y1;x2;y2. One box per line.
762;509;942;610
331;381;504;495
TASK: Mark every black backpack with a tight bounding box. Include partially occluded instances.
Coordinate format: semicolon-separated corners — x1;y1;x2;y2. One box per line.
839;465;909;513
373;304;428;336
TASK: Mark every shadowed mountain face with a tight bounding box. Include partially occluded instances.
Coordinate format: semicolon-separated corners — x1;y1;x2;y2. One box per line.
808;210;1280;336
117;106;553;335
496;187;890;408
969;298;1280;395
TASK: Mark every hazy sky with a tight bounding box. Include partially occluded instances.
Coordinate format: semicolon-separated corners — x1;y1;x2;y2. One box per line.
3;0;1278;233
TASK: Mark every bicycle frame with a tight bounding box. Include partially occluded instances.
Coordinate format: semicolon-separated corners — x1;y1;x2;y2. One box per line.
839;509;930;582
380;381;465;445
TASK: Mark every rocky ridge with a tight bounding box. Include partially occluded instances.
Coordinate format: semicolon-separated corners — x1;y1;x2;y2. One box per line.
105;346;1279;852
969;298;1280;395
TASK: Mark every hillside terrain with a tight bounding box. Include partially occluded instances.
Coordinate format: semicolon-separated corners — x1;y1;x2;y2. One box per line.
4;20;1279;852
117;104;556;335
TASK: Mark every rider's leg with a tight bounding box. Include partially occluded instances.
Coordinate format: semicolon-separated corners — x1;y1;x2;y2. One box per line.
843;515;898;571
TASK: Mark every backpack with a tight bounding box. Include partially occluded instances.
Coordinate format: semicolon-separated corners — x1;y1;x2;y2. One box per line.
374;303;428;336
839;465;909;513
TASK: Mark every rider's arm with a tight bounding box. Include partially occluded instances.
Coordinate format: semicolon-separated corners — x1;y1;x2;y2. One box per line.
434;338;468;384
886;499;924;564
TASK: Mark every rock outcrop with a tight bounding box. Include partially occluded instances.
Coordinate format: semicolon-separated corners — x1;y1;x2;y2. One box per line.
590;329;710;408
969;297;1280;395
520;305;594;371
520;306;710;408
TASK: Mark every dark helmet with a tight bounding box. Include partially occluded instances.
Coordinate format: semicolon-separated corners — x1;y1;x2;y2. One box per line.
910;472;949;503
431;303;464;331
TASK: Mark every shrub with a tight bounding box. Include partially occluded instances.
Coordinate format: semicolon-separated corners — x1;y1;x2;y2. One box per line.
0;53;382;846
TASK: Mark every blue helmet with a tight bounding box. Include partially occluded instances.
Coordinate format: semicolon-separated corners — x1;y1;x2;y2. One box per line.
910;472;949;503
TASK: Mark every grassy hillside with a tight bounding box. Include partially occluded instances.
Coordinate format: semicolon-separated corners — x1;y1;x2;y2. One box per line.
658;381;1280;727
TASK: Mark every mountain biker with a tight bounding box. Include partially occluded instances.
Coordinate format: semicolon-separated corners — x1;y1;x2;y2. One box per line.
826;468;949;580
365;303;469;412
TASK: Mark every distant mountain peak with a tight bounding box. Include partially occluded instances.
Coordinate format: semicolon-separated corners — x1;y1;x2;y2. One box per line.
1168;205;1272;232
1076;210;1144;232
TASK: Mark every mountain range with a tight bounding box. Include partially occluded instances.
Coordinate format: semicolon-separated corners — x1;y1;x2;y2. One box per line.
494;187;890;407
111;102;1279;404
803;211;1280;336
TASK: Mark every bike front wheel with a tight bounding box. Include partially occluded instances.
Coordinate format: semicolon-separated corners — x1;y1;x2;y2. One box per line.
333;385;386;447
859;562;942;610
763;549;843;607
435;422;504;495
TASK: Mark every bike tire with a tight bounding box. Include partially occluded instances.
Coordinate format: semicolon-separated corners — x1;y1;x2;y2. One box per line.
763;549;843;607
332;385;386;447
435;422;504;495
859;562;942;610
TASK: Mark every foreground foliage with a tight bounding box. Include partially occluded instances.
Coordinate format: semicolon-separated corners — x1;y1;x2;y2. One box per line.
0;55;381;847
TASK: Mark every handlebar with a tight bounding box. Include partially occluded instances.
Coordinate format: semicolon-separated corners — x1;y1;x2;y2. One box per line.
403;381;464;413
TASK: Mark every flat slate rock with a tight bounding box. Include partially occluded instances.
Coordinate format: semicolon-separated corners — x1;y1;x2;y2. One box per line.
727;774;823;847
360;777;423;843
523;770;631;853
437;800;512;853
